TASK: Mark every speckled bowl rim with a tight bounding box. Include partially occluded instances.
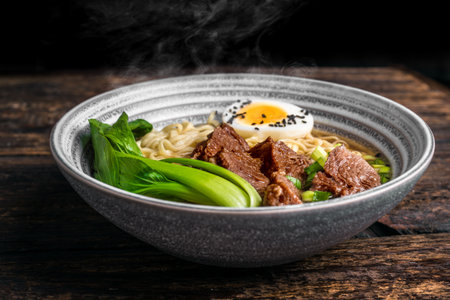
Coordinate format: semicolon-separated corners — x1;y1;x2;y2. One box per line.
50;73;435;215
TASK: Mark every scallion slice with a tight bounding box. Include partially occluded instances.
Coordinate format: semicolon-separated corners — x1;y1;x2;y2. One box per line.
302;190;332;202
286;175;302;190
311;145;328;167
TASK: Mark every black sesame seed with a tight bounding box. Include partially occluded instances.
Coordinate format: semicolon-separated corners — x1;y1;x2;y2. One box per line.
302;120;307;123
261;114;266;118
305;111;309;115
260;120;264;124
254;127;259;130
251;122;256;125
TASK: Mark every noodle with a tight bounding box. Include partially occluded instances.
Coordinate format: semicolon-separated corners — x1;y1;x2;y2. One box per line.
138;112;369;159
138;112;219;160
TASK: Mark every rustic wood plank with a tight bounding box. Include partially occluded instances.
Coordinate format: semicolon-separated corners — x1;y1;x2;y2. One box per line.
0;233;448;299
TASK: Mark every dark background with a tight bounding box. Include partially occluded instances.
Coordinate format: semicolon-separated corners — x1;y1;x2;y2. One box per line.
2;0;449;86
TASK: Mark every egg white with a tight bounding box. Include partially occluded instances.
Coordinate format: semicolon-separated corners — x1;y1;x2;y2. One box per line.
222;99;314;140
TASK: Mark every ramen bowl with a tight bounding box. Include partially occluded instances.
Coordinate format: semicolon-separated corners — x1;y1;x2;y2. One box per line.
50;73;434;267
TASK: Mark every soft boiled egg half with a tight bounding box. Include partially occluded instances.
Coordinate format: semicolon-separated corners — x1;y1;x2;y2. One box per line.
222;99;314;139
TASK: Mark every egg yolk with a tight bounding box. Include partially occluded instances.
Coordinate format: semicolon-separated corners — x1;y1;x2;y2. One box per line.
237;103;287;125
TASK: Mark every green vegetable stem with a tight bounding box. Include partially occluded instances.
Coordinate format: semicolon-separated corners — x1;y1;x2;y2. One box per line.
88;112;260;208
163;158;262;207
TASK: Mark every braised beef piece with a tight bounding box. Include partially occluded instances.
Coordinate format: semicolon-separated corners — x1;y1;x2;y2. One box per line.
193;125;381;205
311;172;346;196
191;123;249;162
192;125;312;206
311;146;380;197
191;123;269;196
264;171;302;206
218;149;269;196
249;137;311;206
249;137;311;181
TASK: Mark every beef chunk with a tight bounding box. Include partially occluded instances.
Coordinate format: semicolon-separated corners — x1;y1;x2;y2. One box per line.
249;137;311;180
191;123;269;196
264;171;302;206
191;123;249;161
311;146;380;196
218;150;269;196
311;171;346;196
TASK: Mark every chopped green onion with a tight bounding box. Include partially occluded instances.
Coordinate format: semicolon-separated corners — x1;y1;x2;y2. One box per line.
311;146;328;167
369;159;387;166
303;161;323;189
372;165;391;174
364;156;391;184
286;175;302;190
363;154;377;161
301;191;315;201
313;191;332;201
306;161;324;174
301;190;332;202
380;174;390;184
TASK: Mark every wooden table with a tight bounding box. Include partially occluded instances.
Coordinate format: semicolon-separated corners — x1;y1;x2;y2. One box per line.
1;67;449;298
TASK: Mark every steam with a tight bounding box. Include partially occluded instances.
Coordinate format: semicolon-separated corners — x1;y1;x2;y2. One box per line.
81;0;310;76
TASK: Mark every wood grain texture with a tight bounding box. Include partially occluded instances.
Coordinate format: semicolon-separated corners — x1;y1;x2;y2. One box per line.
1;233;448;299
0;67;449;298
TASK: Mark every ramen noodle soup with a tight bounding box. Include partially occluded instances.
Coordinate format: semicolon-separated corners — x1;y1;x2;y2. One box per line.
88;99;389;208
138;111;373;160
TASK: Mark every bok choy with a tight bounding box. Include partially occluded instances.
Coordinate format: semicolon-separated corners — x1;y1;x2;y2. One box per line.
89;112;261;208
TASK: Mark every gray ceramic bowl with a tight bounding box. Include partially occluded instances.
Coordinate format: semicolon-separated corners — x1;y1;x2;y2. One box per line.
50;73;434;267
